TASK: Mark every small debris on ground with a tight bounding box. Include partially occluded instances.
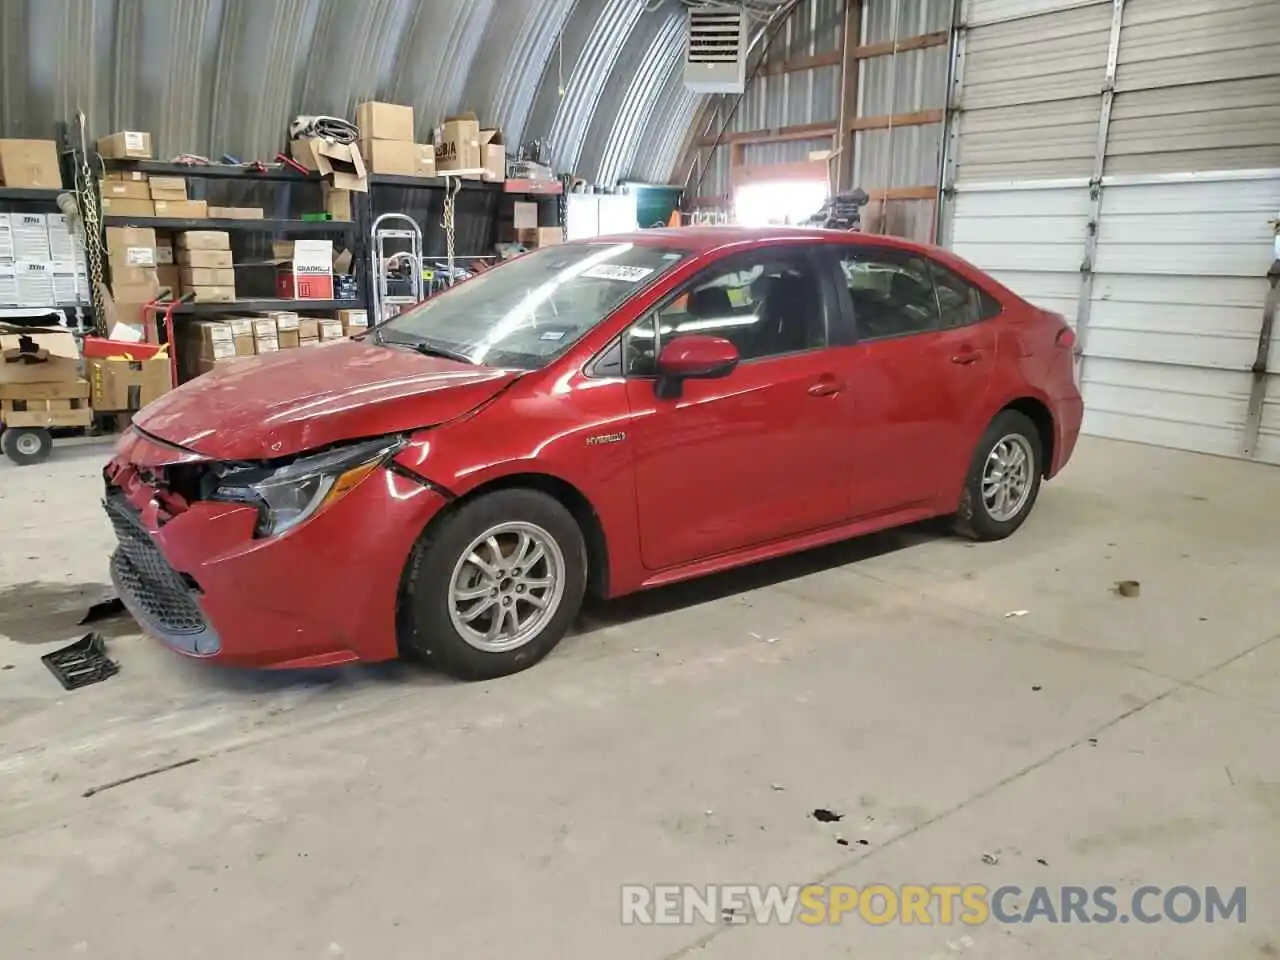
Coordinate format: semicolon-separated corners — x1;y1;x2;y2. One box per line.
79;597;127;625
981;852;1000;865
855;839;869;846
1031;684;1043;692
836;837;849;846
812;808;843;823
770;782;785;792
1088;738;1098;746
1036;858;1048;866
1115;580;1141;598
42;632;119;691
1004;610;1029;618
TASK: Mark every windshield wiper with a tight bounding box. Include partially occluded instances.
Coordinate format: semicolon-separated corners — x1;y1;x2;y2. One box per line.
380;336;474;364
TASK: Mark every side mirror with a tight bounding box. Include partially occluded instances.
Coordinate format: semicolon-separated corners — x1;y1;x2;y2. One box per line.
654;335;739;399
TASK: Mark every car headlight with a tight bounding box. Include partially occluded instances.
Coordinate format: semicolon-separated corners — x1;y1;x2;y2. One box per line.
211;436;406;537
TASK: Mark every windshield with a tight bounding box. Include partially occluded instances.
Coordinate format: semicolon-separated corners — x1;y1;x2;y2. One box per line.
376;242;691;370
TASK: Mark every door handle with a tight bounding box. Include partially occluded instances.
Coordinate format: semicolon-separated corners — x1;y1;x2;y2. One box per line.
950;348;981;365
808;377;844;397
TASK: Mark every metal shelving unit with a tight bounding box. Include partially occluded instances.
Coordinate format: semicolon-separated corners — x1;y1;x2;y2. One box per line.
103;215;354;234
100;159;318;183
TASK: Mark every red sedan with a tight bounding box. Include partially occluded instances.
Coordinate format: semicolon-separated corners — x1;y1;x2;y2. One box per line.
103;227;1083;679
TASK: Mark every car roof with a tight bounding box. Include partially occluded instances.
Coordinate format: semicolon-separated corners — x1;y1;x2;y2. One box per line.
587;225;937;256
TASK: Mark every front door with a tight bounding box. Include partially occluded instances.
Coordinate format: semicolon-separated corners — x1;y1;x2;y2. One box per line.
622;246;852;571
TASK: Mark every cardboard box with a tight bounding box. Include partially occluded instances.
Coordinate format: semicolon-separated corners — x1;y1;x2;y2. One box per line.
110;280;161;303
97;131;154;159
0;395;93;429
111;265;160;288
224;316;257;356
176;231;230;250
356;101;415;141
101;197;155;217
360;139;419;176
153;199;208;219
177;248;232;268
156;264;181;294
106;170;147;182
107;226;157;250
480;129;506;182
183;320;236;361
275;239;334;299
154;243;174;265
513;201;538;230
297;317;320;340
436;114;482;172
290;138;367;192
0;325;81;385
322;185;352;221
101;180;151;200
179;267;235;287
535;227;563;247
186;285;236;303
278;329;301;349
0;378;90;401
0;140;62;189
318;317;344;340
255;335;279;354
108;245;156;269
338;309;368;336
208;206;263;219
85;355;170;410
148;176;187;200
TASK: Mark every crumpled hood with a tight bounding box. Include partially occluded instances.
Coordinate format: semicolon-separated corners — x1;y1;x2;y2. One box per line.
132;339;518;460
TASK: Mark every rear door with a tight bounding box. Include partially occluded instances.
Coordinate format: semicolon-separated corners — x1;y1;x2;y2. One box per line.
821;245;996;517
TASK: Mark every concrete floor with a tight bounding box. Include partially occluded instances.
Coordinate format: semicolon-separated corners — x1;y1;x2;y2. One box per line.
0;436;1277;959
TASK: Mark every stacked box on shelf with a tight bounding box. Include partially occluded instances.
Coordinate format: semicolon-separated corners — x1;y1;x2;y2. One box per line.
356;101;435;179
338;309;368;337
175;231;235;302
105;226;159;339
0;213;91;308
0;139;61;188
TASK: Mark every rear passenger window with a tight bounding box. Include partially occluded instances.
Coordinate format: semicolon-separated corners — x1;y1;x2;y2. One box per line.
836;248;939;340
930;261;1002;328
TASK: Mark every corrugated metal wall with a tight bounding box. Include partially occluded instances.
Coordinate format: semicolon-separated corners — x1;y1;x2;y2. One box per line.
685;0;954;242
0;0;699;187
942;0;1280;464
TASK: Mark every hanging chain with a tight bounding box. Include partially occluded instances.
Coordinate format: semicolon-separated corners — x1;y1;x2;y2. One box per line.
74;112;108;335
441;176;461;285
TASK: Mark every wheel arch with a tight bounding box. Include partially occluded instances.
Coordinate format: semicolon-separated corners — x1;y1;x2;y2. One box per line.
998;396;1056;477
416;471;612;599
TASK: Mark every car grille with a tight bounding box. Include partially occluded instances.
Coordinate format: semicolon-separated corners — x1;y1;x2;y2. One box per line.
104;495;208;636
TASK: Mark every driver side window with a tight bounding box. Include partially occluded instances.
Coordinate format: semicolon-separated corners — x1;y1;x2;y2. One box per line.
625;251;825;376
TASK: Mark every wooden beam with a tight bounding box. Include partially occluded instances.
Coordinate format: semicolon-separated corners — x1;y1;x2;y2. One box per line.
694;122;837;148
850;109;944;132
852;31;949;60
836;0;862;192
760;50;843;75
867;186;939;201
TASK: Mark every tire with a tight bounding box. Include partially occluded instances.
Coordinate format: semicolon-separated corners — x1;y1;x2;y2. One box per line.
2;427;52;466
952;410;1043;541
398;488;588;681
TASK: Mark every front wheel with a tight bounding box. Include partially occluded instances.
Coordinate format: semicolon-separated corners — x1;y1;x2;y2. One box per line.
399;489;587;681
952;410;1043;541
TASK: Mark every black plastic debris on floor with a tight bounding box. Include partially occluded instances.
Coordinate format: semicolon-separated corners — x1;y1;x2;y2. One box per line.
812;808;844;823
79;597;127;625
42;632;119;691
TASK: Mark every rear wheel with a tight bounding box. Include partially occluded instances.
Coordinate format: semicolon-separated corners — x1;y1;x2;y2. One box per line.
952;410;1042;541
2;427;52;466
399;489;587;680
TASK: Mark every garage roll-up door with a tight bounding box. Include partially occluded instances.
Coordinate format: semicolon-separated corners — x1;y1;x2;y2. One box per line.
941;0;1280;463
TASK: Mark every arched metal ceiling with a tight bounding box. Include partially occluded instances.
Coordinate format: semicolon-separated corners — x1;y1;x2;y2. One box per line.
0;0;703;185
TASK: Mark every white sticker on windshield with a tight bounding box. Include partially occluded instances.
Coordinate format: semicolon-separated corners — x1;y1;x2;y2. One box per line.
582;264;655;283
539;329;568;341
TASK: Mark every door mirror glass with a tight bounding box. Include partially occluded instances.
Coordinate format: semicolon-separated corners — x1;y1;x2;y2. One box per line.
656;335;739;380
